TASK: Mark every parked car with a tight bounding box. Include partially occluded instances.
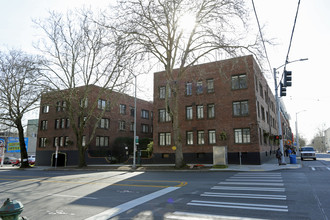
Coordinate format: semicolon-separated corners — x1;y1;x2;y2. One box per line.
28;155;35;165
327;150;330;154
0;156;18;164
300;146;316;161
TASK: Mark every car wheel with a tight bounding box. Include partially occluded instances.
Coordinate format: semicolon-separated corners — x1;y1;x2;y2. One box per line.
313;158;316;160
301;157;303;161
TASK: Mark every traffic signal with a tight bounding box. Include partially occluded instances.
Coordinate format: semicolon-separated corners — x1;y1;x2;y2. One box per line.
280;83;286;97
284;70;292;87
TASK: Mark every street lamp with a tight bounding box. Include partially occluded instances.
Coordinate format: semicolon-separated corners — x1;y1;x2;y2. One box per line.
273;58;308;165
296;110;306;156
133;74;137;169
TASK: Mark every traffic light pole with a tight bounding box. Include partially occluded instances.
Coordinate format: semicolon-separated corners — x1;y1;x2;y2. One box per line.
273;68;286;165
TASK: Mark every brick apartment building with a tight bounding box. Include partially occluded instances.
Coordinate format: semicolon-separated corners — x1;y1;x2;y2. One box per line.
152;55;290;165
36;85;153;166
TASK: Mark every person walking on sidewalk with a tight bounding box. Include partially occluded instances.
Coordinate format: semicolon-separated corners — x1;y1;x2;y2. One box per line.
276;148;283;165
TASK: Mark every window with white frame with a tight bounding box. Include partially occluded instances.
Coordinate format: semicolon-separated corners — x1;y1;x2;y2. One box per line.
197;130;205;145
98;118;109;129
234;128;251;143
120;104;126;115
159;86;166;99
119;121;125;130
64;136;69;146
186;82;192;95
66;118;70;128
233;101;249;116
208;130;216;144
141;109;149;119
80;98;88;108
186;106;193;120
207;104;215;118
39;137;47;148
40;120;48;130
42;105;49;113
142;124;149;133
61;118;65;129
96;136;109;147
55;119;60;129
59;136;64;147
159;132;171;146
98;99;111;111
196;105;204;119
56;101;62;112
186;131;193;145
159;109;171;122
54;137;59;147
130;122;134;131
196;81;203;94
231;74;247;90
207;79;214;93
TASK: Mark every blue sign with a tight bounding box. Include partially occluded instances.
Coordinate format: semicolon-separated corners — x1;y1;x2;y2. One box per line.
7;137;28;153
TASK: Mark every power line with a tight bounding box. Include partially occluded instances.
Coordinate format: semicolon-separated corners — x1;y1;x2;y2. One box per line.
283;0;301;70
251;0;272;73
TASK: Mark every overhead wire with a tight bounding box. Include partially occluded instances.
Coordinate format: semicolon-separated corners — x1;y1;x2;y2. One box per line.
283;0;301;71
251;0;272;74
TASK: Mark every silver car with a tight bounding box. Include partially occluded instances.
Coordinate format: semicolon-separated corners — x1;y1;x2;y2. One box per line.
300;146;316;161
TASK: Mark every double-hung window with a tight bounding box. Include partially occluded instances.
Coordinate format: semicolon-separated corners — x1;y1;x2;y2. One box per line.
207;79;214;93
186;106;193;120
234;128;251;143
196;105;204;119
207;104;215;118
208;130;216;144
186;131;193;145
232;74;247;90
197;131;205;145
233;101;249;116
186;82;192;95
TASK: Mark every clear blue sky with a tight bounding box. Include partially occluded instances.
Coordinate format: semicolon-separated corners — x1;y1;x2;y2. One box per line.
1;0;329;143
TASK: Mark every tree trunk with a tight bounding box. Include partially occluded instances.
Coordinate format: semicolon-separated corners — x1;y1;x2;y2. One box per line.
172;86;185;168
17;119;30;168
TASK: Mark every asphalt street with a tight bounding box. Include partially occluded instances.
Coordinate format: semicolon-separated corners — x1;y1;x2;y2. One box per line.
0;153;329;220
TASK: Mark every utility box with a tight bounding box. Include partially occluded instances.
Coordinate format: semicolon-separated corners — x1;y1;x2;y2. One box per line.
213;146;228;165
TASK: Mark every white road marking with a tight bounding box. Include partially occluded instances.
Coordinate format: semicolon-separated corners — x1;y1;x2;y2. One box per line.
201;192;286;200
311;167;316;171
85;187;179;220
226;179;283;182
188;200;288;212
327;167;330;171
212;186;285;192
165;211;267;220
219;182;284;186
230;176;282;179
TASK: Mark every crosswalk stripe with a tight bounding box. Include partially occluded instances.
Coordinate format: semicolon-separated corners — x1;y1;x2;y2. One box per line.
165;211;267;220
201;192;286;200
227;179;283;182
187;200;288;212
219;182;284;186
212;186;285;192
230;176;282;179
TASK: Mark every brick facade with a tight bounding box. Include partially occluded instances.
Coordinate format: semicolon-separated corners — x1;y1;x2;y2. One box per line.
36;85;153;166
152;55;280;165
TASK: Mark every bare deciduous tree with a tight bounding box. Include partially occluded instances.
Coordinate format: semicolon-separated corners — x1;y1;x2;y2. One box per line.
106;0;262;167
0;49;45;168
34;9;138;167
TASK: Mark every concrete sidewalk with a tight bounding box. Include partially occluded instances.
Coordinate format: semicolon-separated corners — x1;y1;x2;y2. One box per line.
0;156;301;172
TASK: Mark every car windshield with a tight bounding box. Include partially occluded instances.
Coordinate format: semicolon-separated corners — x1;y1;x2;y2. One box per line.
301;147;314;151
